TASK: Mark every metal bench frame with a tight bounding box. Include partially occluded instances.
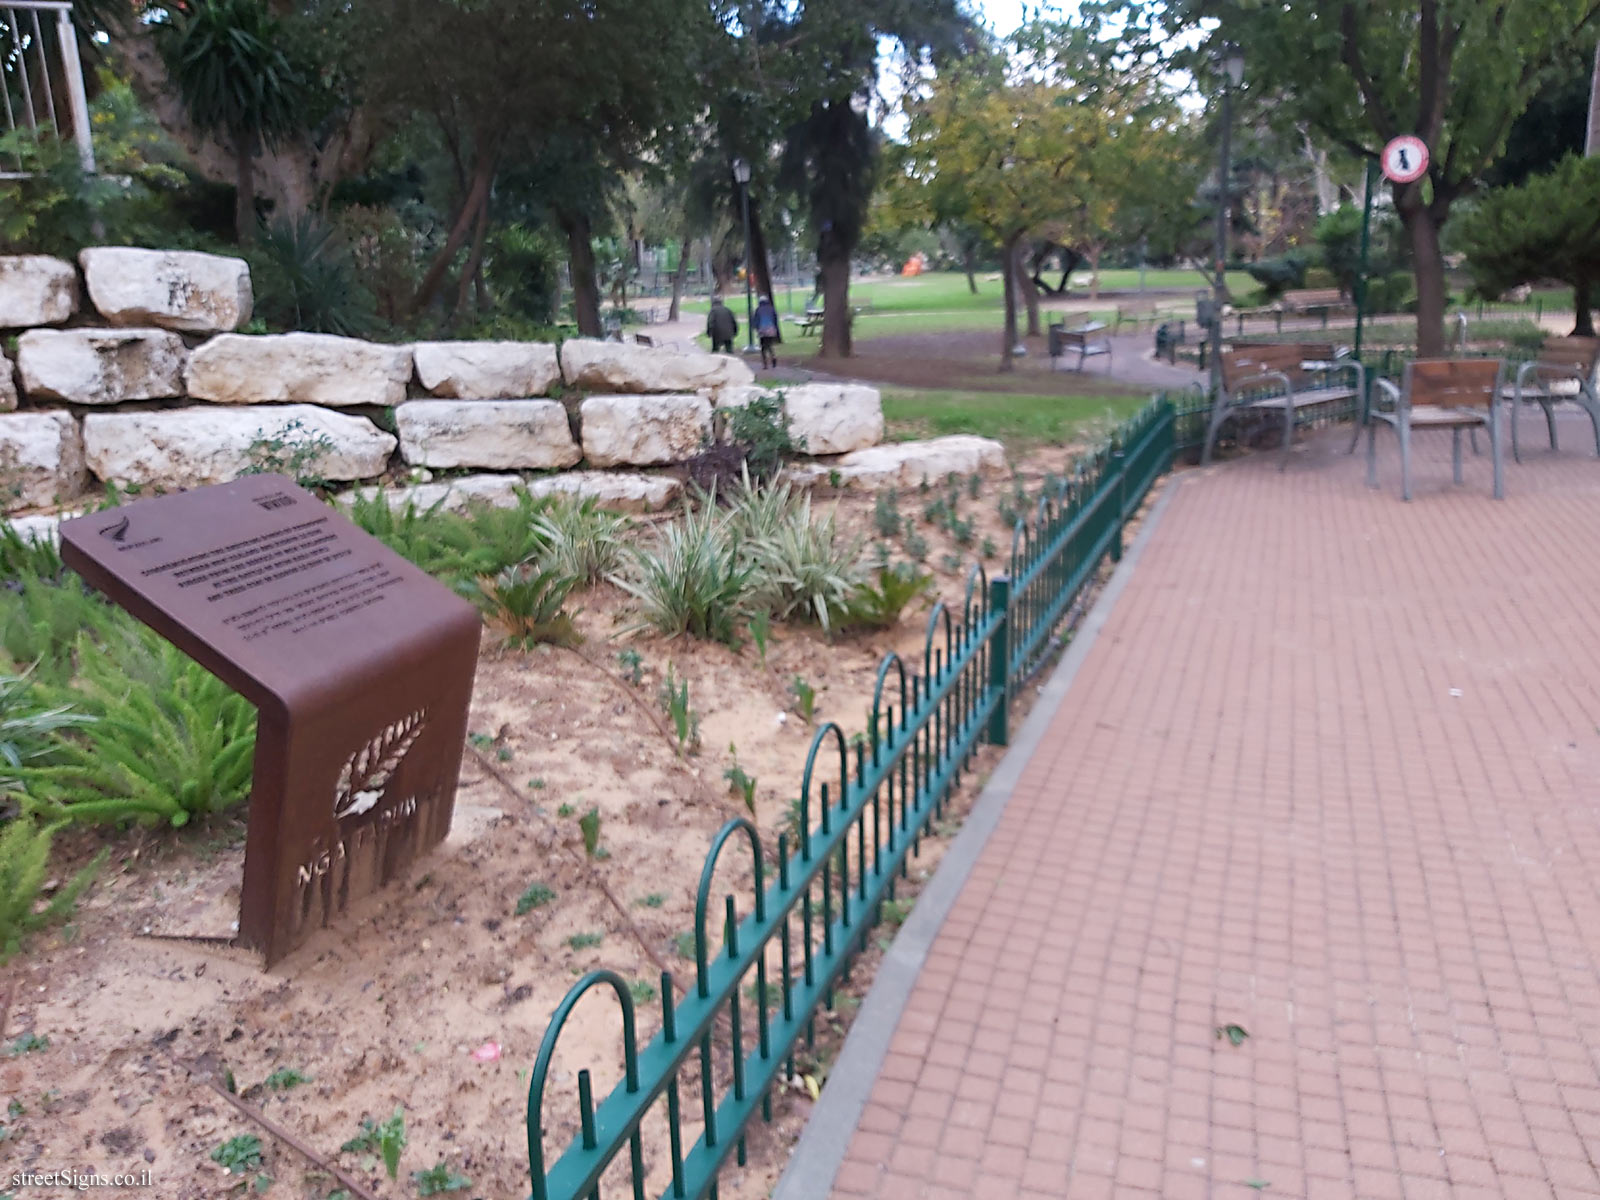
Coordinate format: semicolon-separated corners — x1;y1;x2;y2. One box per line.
1366;358;1506;501
1049;322;1112;373
1202;343;1364;470
1507;336;1600;462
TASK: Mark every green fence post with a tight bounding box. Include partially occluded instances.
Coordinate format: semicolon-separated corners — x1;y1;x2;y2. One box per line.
986;576;1010;747
1110;448;1127;564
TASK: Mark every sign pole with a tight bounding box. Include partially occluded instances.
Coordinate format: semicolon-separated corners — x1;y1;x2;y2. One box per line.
1353;157;1378;363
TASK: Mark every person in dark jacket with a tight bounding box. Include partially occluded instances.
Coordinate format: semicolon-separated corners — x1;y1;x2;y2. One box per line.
706;297;738;353
753;295;781;368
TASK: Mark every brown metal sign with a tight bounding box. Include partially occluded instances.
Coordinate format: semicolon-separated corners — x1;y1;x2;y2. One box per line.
60;475;481;966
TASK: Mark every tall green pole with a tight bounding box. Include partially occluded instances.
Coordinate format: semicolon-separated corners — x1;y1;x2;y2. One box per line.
1353;158;1378;361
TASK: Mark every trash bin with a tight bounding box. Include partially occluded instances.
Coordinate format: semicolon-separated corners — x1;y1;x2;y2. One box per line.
1047;323;1065;359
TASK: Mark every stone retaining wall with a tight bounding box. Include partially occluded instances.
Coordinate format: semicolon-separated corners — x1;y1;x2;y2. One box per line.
0;248;920;516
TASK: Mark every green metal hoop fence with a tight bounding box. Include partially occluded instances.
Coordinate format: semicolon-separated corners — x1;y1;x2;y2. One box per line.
525;396;1179;1200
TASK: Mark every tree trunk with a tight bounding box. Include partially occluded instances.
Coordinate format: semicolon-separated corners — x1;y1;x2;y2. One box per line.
1016;242;1042;337
1088;244;1103;300
818;229;851;359
1303;128;1339;215
564;211;603;338
1403;203;1448;357
1587;40;1600;156
1000;233;1021;373
450;190;491;322
668;236;692;321
748;205;777;307
962;241;979;294
235;140;255;244
1575;278;1595;337
412;157;495;316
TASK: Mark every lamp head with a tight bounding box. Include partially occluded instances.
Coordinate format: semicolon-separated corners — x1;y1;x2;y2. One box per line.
732;158;752;184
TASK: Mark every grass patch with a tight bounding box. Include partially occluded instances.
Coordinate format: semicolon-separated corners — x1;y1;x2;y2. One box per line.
881;390;1146;451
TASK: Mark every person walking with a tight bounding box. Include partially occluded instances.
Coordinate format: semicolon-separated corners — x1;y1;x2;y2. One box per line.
754;295;781;369
706;296;738;354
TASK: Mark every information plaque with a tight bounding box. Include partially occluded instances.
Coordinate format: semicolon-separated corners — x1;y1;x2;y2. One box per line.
60;475;482;966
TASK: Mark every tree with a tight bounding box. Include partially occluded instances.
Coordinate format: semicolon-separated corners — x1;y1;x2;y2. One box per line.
1458;154;1600;334
349;0;714;319
159;0;312;241
1154;0;1600;356
899;60;1096;369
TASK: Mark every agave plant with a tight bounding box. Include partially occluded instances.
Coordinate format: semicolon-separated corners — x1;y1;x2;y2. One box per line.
472;561;579;649
612;504;755;645
747;497;867;633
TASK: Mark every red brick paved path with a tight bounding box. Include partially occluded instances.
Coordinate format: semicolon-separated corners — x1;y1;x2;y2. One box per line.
832;425;1600;1199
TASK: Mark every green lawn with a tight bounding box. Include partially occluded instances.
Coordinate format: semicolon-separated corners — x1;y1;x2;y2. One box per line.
677;269;1257;319
881;389;1147;451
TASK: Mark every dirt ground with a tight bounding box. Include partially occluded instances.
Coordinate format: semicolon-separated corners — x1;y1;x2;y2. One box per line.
3;441;1127;1200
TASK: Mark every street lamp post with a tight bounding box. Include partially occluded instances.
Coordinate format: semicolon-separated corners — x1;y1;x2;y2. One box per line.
732;158;757;355
1209;46;1245;400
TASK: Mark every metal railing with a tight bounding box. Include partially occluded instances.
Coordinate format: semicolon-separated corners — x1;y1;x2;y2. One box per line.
524;397;1179;1200
2;0;94;175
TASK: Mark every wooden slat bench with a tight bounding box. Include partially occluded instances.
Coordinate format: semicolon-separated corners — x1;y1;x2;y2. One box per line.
1202;341;1364;468
1367;358;1506;500
1281;288;1352;324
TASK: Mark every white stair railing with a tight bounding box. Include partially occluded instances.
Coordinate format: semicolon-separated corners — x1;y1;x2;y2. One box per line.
2;0;95;176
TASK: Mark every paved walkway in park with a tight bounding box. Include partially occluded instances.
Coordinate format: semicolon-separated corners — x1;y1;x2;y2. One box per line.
785;418;1600;1199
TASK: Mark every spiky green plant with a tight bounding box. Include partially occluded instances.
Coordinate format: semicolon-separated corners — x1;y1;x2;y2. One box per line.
470;562;578;649
0;522;65;582
0;672;90;796
721;470;805;544
532;498;629;584
844;563;936;630
747;497;867;633
21;626;256;828
0;573;125;687
0;817;105;961
613;505;754;645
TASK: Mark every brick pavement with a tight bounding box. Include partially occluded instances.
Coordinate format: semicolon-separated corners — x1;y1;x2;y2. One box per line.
824;420;1600;1199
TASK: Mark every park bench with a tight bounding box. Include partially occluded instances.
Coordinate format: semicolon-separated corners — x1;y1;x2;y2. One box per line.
1048;321;1112;372
1504;335;1600;462
1280;288;1351;325
794;304;872;336
1202;341;1364;468
1366;358;1507;501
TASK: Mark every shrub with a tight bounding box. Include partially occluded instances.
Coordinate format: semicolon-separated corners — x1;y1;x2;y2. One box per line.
0;817;105;962
471;562;579;649
0;673;90;796
1365;270;1417;315
22;626;256;828
247;213;379;337
722;471;805;544
613;505;754;645
725;393;802;483
0;522;65;582
747;496;867;633
532;498;629;584
0;574;124;687
844;563;936;630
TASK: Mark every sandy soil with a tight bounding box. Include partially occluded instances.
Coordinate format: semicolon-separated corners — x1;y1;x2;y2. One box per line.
3;444;1124;1200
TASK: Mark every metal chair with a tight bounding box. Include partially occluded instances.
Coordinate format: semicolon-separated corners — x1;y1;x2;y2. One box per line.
1367;358;1506;501
1507;336;1600;462
1204;342;1364;470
